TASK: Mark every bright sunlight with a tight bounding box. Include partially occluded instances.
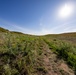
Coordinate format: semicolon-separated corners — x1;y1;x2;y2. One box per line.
59;4;74;19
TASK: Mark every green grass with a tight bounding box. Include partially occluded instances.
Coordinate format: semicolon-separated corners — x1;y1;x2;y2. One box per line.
43;37;76;73
0;31;46;75
0;27;76;75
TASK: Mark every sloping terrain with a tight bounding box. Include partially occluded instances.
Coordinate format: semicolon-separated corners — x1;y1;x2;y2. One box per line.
0;27;76;75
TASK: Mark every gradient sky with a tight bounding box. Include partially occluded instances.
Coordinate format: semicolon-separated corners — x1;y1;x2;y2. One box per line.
0;0;76;35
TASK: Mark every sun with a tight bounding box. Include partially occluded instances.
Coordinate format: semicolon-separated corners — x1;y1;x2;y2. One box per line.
59;4;73;18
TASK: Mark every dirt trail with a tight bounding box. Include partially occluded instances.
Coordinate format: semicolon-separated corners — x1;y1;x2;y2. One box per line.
42;42;74;75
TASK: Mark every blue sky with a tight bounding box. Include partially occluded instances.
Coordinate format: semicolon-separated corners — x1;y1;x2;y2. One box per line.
0;0;76;35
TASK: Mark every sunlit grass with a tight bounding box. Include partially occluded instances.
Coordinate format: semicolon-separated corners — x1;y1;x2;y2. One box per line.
0;27;76;75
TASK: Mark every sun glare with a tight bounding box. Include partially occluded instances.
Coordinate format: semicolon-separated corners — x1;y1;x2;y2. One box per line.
59;4;74;19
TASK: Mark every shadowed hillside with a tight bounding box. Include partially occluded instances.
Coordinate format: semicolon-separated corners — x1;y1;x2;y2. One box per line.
0;27;9;32
0;27;76;75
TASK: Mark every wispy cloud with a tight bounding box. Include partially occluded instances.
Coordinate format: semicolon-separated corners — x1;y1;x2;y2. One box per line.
0;18;76;35
40;19;76;34
0;18;36;34
0;18;48;35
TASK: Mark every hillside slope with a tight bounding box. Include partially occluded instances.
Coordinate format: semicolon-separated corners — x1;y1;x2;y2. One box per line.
0;27;76;75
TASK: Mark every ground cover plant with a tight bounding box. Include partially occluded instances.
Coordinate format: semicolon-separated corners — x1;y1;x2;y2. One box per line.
0;27;76;75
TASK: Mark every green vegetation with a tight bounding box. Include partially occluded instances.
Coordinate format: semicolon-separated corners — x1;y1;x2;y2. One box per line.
43;35;76;74
0;27;9;32
0;27;76;75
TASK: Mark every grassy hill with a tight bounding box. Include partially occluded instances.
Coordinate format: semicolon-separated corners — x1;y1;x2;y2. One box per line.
0;27;9;32
0;27;76;75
